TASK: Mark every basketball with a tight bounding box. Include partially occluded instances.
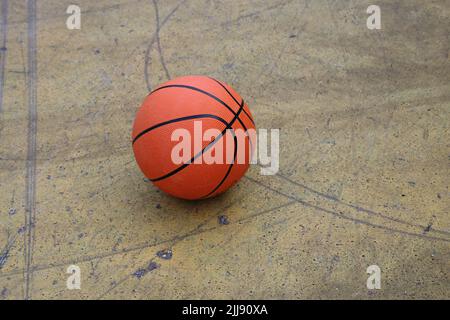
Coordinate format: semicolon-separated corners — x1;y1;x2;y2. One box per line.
132;75;256;200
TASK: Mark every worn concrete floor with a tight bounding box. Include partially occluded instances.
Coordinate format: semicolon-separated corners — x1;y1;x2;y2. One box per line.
0;0;449;299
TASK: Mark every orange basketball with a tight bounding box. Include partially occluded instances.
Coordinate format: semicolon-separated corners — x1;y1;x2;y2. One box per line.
132;75;256;200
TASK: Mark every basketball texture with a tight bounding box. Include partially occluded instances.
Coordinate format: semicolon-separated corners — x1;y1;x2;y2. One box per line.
132;75;256;200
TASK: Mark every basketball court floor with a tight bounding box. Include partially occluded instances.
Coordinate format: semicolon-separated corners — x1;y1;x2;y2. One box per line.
0;0;449;299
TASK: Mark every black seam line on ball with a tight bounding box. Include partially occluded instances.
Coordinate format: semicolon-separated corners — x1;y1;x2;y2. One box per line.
150;98;245;182
132;114;228;145
149;83;253;162
149;84;250;132
208;77;255;125
201;131;238;199
207;76;254;157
